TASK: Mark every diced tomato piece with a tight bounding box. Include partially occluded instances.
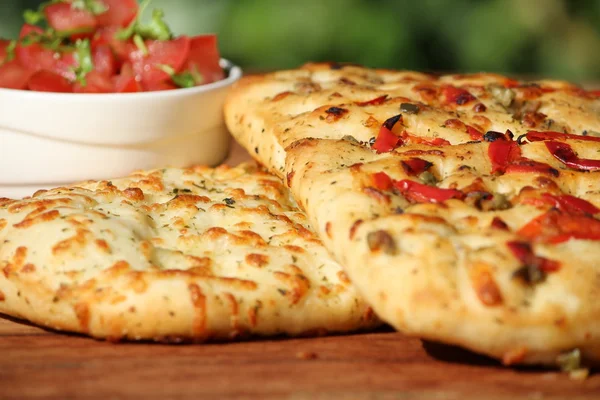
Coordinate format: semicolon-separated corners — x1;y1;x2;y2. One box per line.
371;172;393;191
73;71;113;93
96;0;138;27
44;3;97;35
0;61;32;90
183;34;224;84
142;80;178;92
19;24;43;39
394;179;465;204
28;70;73;93
114;62;142;93
129;36;191;84
518;210;600;244
93;27;132;63
0;39;11;64
92;45;116;76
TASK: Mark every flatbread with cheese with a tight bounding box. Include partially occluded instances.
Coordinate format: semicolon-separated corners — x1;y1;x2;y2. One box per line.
0;164;379;341
225;63;600;367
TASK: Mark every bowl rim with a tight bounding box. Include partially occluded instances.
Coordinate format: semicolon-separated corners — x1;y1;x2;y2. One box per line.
0;58;242;100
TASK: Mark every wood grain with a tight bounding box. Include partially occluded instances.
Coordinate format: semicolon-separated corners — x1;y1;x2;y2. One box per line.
1;142;598;399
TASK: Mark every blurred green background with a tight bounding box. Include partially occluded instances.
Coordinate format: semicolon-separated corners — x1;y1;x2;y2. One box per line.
2;0;600;83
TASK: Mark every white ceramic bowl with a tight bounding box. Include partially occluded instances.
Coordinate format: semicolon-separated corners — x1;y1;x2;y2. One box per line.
0;59;242;199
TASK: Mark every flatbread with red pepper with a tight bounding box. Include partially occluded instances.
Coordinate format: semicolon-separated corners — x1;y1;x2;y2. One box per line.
225;63;600;367
0;164;378;341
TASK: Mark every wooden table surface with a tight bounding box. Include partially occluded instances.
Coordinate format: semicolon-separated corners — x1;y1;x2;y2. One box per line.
1;141;599;400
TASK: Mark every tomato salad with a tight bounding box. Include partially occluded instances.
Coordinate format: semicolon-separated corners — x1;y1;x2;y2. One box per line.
0;0;224;93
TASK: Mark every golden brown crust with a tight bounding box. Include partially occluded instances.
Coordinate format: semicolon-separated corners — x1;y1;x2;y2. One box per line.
0;163;380;341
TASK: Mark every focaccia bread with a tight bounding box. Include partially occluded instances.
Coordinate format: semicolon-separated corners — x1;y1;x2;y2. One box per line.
224;62;600;177
225;63;600;367
285;136;600;367
0;164;379;341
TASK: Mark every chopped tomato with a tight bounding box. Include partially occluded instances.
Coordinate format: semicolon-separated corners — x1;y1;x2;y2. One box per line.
518;210;600;244
545;141;600;172
96;0;138;28
28;70;73;93
142;80;178;91
0;39;11;64
92;45;116;76
73;71;113;93
184;34;224;84
44;3;97;35
92;27;133;62
0;61;32;89
394;179;465;203
19;24;43;39
114;63;142;92
371;172;393;191
129;36;191;84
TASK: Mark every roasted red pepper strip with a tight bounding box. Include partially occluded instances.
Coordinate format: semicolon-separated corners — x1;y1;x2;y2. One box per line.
523;193;600;215
525;131;600;143
466;125;483;141
355;95;388;106
371;172;393;191
372;114;403;153
401;158;433;176
518;210;600;243
506;241;560;272
504;159;559;177
488;140;521;174
441;85;476;105
545;141;600;171
400;132;451;146
394;179;465;203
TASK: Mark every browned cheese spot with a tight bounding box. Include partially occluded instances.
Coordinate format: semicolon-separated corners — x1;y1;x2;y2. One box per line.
337;271;352;285
274;265;311;305
245;253;270;268
502;347;528;366
13;210;60;229
286;170;296;187
188;283;207;336
74;302;91;333
0;290;5;301
325;222;333;239
187;256;213;275
122;187;144;201
21;263;36;273
0;219;6;231
470;263;503;306
349;219;364;239
52;228;91;256
363;187;391;204
95;239;111;254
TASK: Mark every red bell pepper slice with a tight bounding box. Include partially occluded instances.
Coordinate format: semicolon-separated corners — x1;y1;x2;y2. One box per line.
488;140;521;174
400;132;451;146
506;241;560;272
504;159;559;177
545;141;600;171
518;210;600;243
525;131;600;144
372;114;402;153
356;95;388;106
394;179;465;203
401;158;433;176
371;172;393;191
441;85;476;105
466;125;483;141
523;193;600;215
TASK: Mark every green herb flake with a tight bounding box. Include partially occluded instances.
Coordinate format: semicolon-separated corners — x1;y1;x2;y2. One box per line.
72;38;94;86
